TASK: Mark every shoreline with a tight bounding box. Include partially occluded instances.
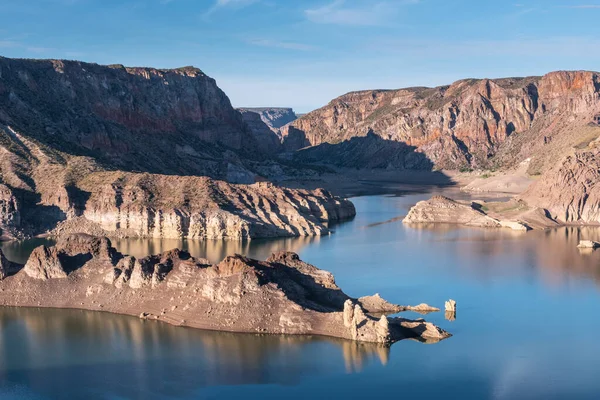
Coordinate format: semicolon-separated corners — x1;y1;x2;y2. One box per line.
0;234;451;346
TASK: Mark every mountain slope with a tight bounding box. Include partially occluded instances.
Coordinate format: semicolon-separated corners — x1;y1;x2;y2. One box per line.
283;71;600;172
0;57;354;240
0;57;264;178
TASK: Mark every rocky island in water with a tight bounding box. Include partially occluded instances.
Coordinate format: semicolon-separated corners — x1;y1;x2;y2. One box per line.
0;234;449;345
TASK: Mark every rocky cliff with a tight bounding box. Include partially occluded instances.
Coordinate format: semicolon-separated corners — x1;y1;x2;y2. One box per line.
238;107;298;130
51;172;355;239
0;57;354;240
0;234;451;345
284;71;600;171
0;57;263;177
520;144;600;224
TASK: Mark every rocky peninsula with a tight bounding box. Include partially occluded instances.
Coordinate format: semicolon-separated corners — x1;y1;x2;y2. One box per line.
0;234;450;345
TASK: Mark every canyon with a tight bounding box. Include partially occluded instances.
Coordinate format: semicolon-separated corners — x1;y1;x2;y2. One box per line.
2;55;600;239
0;233;450;345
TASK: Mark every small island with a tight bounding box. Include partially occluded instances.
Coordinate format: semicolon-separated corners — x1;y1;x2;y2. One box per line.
0;234;450;345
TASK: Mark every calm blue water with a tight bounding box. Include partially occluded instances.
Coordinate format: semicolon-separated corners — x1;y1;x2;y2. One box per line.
2;190;600;399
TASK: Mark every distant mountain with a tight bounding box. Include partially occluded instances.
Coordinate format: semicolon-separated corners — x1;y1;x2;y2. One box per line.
237;107;298;130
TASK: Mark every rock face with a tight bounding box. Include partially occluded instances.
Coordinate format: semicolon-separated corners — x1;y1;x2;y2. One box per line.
0;184;21;239
521;146;600;224
403;196;530;230
238;110;283;155
0;235;451;345
0;56;354;240
0;249;18;280
0;57;258;177
50;174;355;239
284;71;600;171
445;299;457;312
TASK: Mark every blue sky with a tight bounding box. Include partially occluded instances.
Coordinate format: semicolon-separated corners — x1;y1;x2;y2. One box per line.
0;0;599;112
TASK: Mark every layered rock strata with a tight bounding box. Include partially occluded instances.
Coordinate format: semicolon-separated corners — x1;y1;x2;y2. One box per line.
0;234;451;345
49;173;355;239
284;71;600;171
520;146;600;224
0;57;355;241
0;56;259;177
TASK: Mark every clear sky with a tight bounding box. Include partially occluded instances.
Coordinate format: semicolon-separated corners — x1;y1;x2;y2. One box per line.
0;0;599;112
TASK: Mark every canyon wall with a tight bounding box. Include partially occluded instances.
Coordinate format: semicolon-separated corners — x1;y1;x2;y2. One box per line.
0;56;263;178
520;144;600;224
53;173;355;239
283;71;600;171
0;57;353;240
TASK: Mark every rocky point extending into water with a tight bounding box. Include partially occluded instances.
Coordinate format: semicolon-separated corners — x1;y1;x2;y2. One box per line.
0;234;450;345
403;196;533;231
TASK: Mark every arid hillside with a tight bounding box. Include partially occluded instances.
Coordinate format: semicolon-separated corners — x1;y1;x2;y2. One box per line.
281;71;600;172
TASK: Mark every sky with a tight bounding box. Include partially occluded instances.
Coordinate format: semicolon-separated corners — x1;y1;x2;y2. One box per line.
0;0;599;112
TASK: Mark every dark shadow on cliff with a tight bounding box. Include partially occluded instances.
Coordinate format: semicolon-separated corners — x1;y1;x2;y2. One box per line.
10;187;68;235
245;255;350;313
277;132;454;195
292;132;440;170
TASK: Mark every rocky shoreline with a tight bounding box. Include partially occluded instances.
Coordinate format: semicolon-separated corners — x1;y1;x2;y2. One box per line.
0;234;450;345
403;195;548;231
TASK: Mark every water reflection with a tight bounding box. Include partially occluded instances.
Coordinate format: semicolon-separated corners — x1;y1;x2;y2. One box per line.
0;307;389;398
0;238;56;264
110;235;320;264
0;235;320;265
444;311;456;321
402;224;600;286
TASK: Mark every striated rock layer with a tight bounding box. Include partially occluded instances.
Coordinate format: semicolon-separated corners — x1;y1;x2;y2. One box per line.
521;145;600;224
284;71;600;171
0;234;451;345
0;56;260;178
0;56;353;240
51;172;356;239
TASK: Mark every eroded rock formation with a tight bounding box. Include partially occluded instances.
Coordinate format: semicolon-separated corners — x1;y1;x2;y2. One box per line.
521;146;600;224
283;71;600;171
0;57;259;177
403;196;530;230
0;57;356;240
238;108;299;155
0;234;451;345
49;173;355;239
238;108;298;131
